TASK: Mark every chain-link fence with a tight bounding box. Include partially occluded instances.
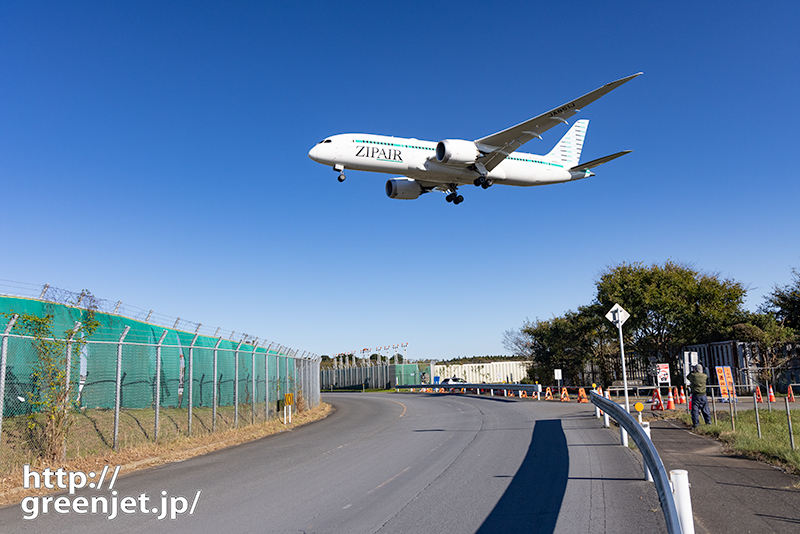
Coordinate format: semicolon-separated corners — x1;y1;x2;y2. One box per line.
0;292;320;475
320;363;420;389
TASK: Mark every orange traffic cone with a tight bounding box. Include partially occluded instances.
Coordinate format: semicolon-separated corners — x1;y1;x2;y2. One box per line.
649;388;660;404
560;387;570;402
769;385;776;402
545;387;554;400
789;386;796;402
578;388;589;403
666;389;676;410
651;389;664;411
755;387;763;403
679;387;687;404
673;387;680;404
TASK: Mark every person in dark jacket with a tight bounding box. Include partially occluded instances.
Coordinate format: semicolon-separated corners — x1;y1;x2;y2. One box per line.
687;364;712;429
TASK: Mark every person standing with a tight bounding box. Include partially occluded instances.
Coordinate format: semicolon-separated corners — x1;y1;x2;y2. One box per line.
687;364;712;429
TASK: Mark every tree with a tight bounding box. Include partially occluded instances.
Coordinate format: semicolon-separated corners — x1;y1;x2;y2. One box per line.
7;291;100;462
522;314;587;384
594;261;747;377
502;326;534;359
734;312;797;385
761;267;800;331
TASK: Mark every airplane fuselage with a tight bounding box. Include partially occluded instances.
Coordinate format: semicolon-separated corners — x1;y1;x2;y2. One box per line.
309;133;590;187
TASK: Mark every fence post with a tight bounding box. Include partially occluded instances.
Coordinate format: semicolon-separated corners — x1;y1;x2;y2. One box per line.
787;397;796;451
234;339;243;428
213;337;222;433
188;332;199;436
64;321;81;394
754;393;762;439
154;329;168;442
251;339;258;425
113;326;131;451
266;342;274;420
0;314;19;451
285;354;289;414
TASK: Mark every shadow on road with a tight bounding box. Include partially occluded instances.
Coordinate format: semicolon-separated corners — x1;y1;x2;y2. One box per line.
476;419;568;534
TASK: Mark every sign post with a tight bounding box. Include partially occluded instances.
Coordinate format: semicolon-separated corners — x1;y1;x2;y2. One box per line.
606;303;631;447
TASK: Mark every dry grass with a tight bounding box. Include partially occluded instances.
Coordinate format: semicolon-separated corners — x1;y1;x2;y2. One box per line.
0;402;332;505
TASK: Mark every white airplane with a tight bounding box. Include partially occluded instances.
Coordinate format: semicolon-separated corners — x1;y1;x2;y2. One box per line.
308;73;641;205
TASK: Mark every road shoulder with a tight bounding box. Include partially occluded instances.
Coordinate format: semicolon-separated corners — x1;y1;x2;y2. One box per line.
650;419;800;534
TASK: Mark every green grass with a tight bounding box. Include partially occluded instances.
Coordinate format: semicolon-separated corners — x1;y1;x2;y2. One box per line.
677;408;800;474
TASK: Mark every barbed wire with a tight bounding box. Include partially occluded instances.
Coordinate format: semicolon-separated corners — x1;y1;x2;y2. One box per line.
0;279;316;358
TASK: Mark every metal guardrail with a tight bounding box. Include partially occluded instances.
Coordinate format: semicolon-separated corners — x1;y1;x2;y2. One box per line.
395;383;542;393
590;391;683;534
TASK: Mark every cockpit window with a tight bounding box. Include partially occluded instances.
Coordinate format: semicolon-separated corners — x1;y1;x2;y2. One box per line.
317;139;332;144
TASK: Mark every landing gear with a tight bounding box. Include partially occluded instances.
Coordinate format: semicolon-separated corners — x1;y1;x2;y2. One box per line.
473;175;493;189
333;164;345;182
445;185;464;205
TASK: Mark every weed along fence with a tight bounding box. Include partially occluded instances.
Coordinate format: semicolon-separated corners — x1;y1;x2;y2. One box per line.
0;291;320;475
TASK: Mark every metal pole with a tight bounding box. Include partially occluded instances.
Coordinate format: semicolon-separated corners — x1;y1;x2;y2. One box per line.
754;393;762;439
64;321;81;394
266;342;274;420
711;391;717;425
154;330;168;442
188;333;199;436
113;326;131;451
787;397;796;451
285;355;289;413
264;343;272;421
0;315;19;450
617;318;630;447
251;339;258;425
212;337;222;432
234;339;243;428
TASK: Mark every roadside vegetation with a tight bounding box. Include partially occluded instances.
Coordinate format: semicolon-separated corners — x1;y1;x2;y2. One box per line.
0;402;332;505
504;261;799;387
675;409;800;475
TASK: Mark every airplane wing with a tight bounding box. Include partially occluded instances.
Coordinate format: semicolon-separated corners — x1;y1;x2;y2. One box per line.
570;150;631;172
473;73;642;173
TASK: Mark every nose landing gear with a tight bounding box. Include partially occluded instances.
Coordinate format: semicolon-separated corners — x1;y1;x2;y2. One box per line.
334;164;345;182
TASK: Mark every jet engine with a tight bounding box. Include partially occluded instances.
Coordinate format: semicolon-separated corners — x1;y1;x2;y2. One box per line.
435;139;480;164
385;178;422;200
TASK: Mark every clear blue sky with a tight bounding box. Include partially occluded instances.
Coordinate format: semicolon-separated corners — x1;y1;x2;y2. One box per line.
2;1;798;360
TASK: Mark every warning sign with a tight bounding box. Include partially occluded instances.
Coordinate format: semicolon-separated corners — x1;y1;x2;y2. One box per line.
656;363;670;385
715;366;737;401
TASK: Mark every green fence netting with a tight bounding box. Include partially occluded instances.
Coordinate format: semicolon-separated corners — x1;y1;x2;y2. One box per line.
0;296;296;416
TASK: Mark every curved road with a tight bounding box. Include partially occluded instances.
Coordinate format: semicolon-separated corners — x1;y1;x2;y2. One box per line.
1;393;666;533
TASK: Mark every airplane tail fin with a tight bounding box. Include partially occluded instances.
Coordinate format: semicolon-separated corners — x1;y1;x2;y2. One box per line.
546;119;588;168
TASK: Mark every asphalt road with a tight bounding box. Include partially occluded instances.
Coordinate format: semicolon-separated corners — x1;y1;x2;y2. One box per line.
0;393;666;533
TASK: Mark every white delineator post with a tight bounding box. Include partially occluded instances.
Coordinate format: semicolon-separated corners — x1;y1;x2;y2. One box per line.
670;469;695;534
